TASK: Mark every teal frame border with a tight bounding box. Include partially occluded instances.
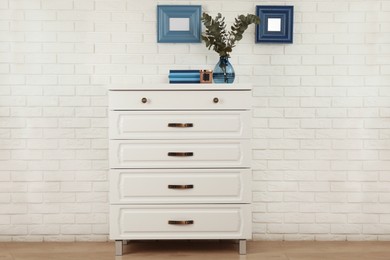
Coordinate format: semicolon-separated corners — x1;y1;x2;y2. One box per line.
157;5;202;43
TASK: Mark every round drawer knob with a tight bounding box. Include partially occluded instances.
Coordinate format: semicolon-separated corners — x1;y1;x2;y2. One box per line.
141;97;148;104
213;97;219;103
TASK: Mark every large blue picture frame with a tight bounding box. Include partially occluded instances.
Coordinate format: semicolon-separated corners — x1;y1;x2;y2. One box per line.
256;5;294;43
157;5;201;43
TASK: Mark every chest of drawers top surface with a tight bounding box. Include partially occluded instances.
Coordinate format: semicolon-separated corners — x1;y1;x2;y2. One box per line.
109;84;252;91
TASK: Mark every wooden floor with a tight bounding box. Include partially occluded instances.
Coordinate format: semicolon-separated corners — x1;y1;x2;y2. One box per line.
1;240;390;259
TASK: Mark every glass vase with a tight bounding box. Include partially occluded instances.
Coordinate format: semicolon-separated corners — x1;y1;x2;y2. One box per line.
213;56;235;84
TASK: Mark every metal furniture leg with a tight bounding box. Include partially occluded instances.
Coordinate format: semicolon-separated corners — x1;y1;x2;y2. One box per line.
115;240;123;256
239;239;247;255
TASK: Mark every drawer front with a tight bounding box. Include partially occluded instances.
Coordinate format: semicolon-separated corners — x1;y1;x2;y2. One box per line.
110;204;251;240
109;111;251;140
109;139;251;168
110;169;251;204
109;90;251;110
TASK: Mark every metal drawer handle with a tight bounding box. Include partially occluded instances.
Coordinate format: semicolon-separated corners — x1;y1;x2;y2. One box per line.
168;123;193;128
213;97;219;103
141;97;148;103
168;152;193;157
168;184;194;190
168;220;194;225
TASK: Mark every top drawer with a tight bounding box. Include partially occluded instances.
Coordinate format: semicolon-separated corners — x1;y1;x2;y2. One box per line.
109;90;251;110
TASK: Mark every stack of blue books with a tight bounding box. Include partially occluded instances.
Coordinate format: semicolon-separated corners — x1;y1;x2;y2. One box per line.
169;70;200;84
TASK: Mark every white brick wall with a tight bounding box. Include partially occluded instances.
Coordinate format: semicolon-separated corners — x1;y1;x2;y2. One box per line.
0;0;389;242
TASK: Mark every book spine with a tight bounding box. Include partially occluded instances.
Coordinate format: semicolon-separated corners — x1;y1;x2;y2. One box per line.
169;77;200;80
168;70;201;83
169;73;200;78
169;78;200;82
169;70;200;73
169;81;200;84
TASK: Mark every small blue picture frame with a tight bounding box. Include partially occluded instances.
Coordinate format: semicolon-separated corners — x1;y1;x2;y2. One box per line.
256;5;294;43
157;5;201;43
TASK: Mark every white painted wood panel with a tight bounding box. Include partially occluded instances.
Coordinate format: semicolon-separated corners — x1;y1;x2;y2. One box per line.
110;169;251;204
109;84;252;91
109;139;251;168
109;90;251;110
108;85;252;251
109;111;251;140
110;204;251;240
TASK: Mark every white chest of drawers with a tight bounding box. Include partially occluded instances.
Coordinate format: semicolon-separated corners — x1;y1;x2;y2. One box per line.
109;84;252;255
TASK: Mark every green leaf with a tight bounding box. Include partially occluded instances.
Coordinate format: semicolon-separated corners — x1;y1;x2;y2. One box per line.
201;12;260;56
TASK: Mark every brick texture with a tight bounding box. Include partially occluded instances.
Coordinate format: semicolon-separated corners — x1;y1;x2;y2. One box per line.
0;0;389;241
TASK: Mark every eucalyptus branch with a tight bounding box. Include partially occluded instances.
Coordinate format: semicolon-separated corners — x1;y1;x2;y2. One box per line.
201;12;260;57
